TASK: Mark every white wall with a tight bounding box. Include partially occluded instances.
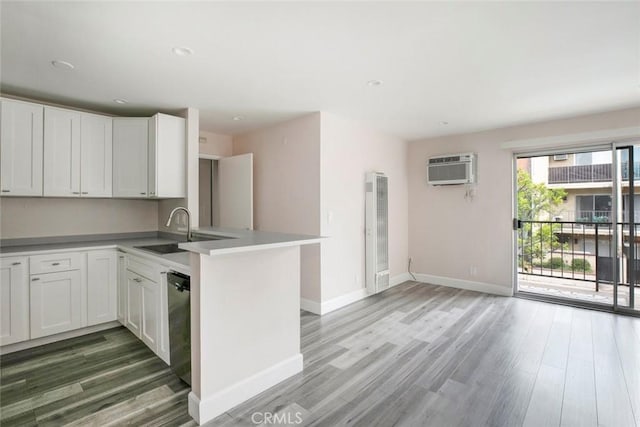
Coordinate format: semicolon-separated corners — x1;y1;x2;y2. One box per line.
0;197;158;239
320;113;409;301
199;130;232;157
233;113;322;301
408;106;640;293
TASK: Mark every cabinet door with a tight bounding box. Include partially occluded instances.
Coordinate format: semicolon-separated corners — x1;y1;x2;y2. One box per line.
117;253;127;325
0;257;29;345
157;269;170;364
43;107;81;197
81;113;112;197
30;270;82;339
113;118;148;197
0;99;44;196
149;113;186;198
87;250;117;326
125;271;142;337
140;277;159;352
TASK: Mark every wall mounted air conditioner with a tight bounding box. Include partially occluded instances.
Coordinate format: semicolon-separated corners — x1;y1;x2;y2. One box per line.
427;153;477;185
365;172;390;294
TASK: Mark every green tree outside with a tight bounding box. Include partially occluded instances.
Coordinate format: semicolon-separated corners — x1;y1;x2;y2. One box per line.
517;169;568;270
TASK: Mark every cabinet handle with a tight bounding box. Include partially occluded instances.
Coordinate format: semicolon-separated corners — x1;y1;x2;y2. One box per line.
150;192;155;195
51;262;60;266
134;278;142;283
12;262;21;266
1;190;10;193
72;192;80;195
140;192;146;195
82;192;88;194
119;256;125;259
32;277;40;281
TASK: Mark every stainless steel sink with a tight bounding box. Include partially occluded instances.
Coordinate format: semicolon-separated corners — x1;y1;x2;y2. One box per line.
136;243;186;254
135;235;234;255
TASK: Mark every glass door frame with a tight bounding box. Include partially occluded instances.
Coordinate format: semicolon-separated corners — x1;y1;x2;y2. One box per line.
512;142;639;316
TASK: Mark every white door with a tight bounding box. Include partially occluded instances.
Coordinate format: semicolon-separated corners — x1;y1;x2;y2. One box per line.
0;257;29;345
30;270;82;339
87;250;117;326
219;153;254;229
43;107;81;197
140;277;159;352
0;99;44;196
117;253;127;325
113;118;149;197
125;271;142;337
81;113;112;197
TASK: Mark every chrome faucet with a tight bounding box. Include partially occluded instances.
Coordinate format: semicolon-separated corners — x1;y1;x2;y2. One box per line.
166;206;192;242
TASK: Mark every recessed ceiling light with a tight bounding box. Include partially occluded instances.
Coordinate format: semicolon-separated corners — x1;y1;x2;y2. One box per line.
232;116;243;121
113;99;128;105
367;80;383;87
172;46;194;56
439;121;449;125
51;60;75;70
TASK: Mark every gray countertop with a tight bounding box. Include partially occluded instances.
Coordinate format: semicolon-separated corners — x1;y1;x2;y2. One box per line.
181;227;322;256
0;228;323;273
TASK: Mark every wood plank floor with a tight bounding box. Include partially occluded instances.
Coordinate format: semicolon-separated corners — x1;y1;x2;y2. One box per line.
2;281;639;426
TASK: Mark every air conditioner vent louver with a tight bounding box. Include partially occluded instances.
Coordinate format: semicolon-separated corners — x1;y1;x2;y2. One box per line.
427;152;477;185
366;172;389;294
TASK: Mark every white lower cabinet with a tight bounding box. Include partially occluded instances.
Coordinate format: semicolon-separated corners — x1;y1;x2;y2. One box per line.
87;250;117;326
125;271;143;337
157;270;170;364
0;257;29;345
2;249;173;366
117;252;127;325
124;257;171;363
140;277;159;352
30;270;82;339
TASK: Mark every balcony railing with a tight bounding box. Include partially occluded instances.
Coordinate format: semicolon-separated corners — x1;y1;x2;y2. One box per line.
548;164;611;184
548;162;640;184
518;219;640;292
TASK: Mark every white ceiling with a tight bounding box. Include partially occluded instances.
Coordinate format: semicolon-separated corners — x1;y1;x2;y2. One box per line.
2;1;639;141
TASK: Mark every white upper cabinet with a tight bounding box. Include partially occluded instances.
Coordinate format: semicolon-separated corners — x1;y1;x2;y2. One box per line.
0;99;44;196
80;113;112;197
148;113;186;198
43;107;81;197
113;118;149;197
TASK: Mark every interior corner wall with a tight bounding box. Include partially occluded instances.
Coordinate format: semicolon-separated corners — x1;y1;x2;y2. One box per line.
320;112;409;302
232;113;322;302
199;130;233;157
407;106;640;292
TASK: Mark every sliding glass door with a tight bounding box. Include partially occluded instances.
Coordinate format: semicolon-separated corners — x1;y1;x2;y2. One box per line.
515;144;639;313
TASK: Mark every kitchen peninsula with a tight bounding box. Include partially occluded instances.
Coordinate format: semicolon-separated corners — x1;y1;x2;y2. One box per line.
180;227;321;425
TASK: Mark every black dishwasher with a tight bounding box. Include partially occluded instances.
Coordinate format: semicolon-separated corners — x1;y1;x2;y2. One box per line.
167;271;191;385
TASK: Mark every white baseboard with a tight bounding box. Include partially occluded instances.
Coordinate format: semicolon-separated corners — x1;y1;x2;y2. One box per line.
300;298;322;315
0;321;121;355
188;353;304;425
414;273;513;297
390;272;413;287
301;273;413;316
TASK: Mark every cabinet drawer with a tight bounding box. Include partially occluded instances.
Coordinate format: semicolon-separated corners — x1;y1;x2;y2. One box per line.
126;255;158;282
30;252;82;275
